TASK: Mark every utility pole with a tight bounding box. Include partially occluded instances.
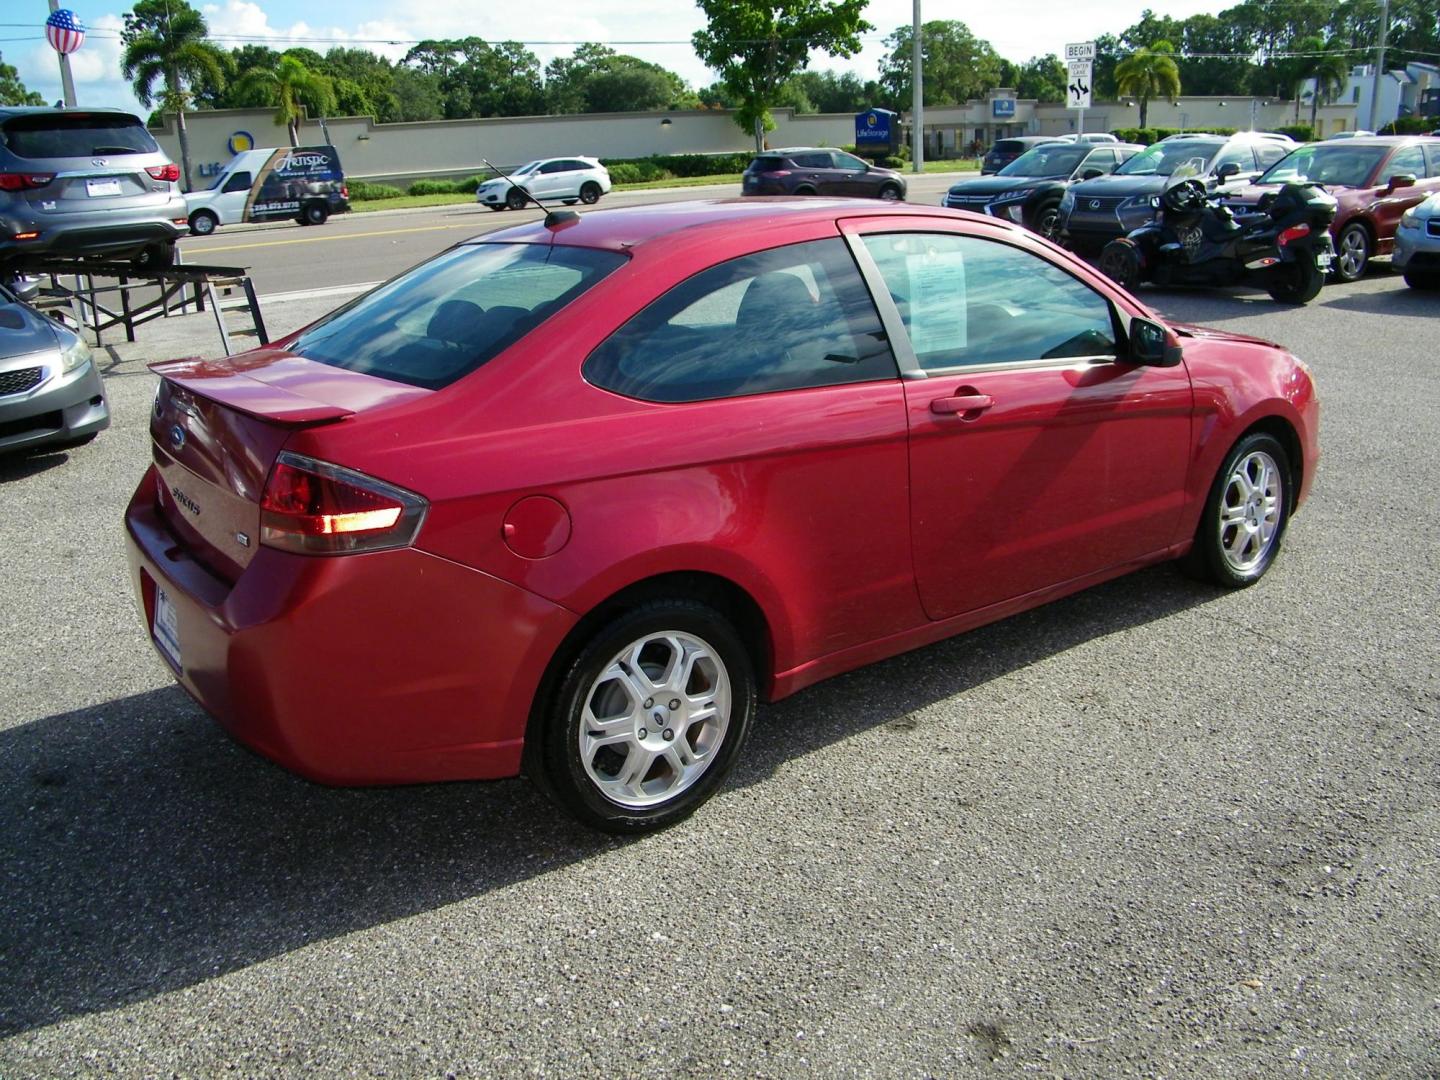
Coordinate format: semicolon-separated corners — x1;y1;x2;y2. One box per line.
1368;0;1390;132
48;0;78;107
911;0;923;173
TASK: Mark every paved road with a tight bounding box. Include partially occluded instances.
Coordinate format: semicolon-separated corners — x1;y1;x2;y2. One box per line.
1;253;1437;1075
179;174;965;296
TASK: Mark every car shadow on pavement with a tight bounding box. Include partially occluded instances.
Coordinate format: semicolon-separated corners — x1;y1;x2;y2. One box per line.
0;564;1222;1037
0;448;75;483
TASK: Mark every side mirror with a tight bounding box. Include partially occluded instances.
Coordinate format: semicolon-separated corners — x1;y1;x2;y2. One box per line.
1386;173;1417;192
1129;316;1183;367
1215;162;1241;182
8;275;40;304
1080;167;1104;180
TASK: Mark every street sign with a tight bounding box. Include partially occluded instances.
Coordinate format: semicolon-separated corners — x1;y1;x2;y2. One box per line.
1067;60;1092;110
1065;41;1096;62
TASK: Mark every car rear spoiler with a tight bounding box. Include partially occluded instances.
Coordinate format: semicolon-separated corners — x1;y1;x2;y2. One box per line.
150;357;355;425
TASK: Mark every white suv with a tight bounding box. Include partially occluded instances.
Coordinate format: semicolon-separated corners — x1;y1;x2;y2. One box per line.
476;158;611;211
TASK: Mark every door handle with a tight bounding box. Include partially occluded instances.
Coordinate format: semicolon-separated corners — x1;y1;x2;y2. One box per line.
931;393;994;416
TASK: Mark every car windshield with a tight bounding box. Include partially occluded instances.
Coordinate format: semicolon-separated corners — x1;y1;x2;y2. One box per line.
998;145;1091;177
1115;140;1221;178
1;113;159;159
1258;145;1387;187
287;243;626;389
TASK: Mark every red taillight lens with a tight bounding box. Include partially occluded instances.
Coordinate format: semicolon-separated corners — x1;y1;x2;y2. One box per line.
340;184;349;198
1278;223;1311;246
146;163;181;182
0;172;55;191
260;452;427;555
764;169;791;177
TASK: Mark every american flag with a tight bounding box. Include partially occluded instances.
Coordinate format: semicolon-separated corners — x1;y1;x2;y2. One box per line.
45;9;86;56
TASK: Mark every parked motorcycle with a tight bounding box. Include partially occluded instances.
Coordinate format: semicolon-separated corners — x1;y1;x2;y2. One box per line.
1098;178;1338;304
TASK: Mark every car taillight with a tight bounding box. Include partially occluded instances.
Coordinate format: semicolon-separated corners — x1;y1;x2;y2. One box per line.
1278;223;1311;246
340;184;349;198
146;163;181;182
764;169;791;176
260;452;427;555
0;172;55;191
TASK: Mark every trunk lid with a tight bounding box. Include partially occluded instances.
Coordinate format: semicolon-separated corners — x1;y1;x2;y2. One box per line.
148;350;429;582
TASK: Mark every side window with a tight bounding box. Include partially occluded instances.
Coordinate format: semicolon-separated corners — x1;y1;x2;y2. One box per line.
222;171;252;193
833;151;870;171
859;232;1118;371
791;152;833;169
584;238;897;403
1385;145;1425;181
564;160;589;172
1214;145;1257;175
1426;145;1440;179
1256;143;1289;169
1084;149;1116;173
539;161;566;174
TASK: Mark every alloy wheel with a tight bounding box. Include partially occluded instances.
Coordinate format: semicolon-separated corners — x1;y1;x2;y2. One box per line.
577;631;732;809
1217;450;1283;573
1336;226;1368;280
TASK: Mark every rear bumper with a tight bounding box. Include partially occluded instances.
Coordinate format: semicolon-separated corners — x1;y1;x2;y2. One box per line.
0;218;186;261
124;466;579;785
0;358;109;453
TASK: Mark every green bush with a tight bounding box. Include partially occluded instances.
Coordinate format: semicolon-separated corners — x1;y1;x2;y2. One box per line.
1379;117;1434;135
407;178;464;196
347;179;404;200
1113;126;1238;145
1275;124;1314;142
602;153;748;180
605;160;675;184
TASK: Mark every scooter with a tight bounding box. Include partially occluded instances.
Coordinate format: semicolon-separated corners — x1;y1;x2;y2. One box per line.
1098;178;1338;304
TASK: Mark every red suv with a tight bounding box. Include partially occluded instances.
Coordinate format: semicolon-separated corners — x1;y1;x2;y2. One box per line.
1225;136;1440;280
126;200;1319;832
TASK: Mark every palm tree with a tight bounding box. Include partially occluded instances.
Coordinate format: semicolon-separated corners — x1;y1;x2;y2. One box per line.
234;55;336;147
121;0;227;192
1114;41;1181;129
1292;37;1351;132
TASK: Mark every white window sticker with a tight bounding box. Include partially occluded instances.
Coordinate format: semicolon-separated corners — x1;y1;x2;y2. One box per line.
906;249;967;354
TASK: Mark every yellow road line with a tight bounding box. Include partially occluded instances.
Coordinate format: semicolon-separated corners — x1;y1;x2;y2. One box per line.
184;220;492;255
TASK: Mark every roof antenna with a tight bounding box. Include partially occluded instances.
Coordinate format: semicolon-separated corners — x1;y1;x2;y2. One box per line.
481;158;579;230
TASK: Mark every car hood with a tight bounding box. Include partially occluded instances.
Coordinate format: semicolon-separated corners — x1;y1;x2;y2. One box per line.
1070;173;1170;198
0;299;62;361
948;175;1063;196
1171;322;1281;349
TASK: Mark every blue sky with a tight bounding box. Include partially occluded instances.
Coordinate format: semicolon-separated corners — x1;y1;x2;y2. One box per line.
10;0;1235;119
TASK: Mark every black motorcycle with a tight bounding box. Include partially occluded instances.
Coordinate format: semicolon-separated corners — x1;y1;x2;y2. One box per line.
1098;178;1338;304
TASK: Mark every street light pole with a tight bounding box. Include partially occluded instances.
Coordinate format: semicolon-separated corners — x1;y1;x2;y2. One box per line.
1368;0;1390;132
911;0;923;173
48;0;78;107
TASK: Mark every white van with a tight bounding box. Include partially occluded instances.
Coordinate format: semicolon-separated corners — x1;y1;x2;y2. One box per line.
184;145;349;234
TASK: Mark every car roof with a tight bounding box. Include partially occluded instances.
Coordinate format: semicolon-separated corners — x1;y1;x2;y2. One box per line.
1304;135;1439;147
469;197;996;254
0;106;141;122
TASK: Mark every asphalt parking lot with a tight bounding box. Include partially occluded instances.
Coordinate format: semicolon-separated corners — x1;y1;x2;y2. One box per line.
1;234;1437;1075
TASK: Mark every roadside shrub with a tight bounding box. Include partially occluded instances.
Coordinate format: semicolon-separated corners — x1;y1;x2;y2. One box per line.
602;153;747;180
347;179;404;200
605;160;674;184
407;178;464;196
1379;117;1434;135
1275;124;1314;142
1112;126;1236;145
456;175;487;193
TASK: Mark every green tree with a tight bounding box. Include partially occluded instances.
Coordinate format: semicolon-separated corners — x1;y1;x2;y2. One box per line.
1015;56;1067;103
544;45;696;114
322;48;399;120
390;66;444;121
1;50;43;106
403;38;544;119
693;0;871;150
786;69;873;113
121;0;227;191
879;21;1006;109
1291;36;1350;130
1114;41;1181;128
234;53;335;146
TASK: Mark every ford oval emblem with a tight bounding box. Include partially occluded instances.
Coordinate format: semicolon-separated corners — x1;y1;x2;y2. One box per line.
169;423;186;451
1089;199;1101;210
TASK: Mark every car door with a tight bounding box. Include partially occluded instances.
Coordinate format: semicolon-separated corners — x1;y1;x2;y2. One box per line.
216;170;252;223
791;151;839;194
531;160;567;200
1074;148;1116;180
1371;144;1432;239
844;218;1194;621
831;150;876;196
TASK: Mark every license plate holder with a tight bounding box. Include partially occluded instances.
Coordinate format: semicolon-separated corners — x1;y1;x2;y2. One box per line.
86;178;123;198
153;586;182;670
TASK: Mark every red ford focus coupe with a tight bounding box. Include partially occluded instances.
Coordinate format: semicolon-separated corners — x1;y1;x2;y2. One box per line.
125;199;1319;832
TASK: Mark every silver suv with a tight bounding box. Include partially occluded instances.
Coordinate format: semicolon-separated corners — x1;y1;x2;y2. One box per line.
0;107;188;269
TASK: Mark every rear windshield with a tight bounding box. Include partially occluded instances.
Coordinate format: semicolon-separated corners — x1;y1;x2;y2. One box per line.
1115;139;1222;178
750;156;785;171
993;141;1027;154
999;144;1090;177
1;113;158;159
1258;144;1387;187
287;242;626;389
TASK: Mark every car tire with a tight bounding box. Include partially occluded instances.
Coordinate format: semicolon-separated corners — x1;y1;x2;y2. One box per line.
506;186;529;210
579;182;602;205
878;183;903;202
188;210;218;236
1032;199;1062;240
302;203;328;226
562;199;578;205
1403;270;1440;290
1099;238;1143;290
530;599;757;833
1266;259;1325;304
132;242;176;270
486;204;504;212
1181;432;1292;589
1333;222;1371;282
793;185;818;196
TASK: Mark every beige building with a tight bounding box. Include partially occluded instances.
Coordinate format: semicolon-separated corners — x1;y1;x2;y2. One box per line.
152;93;1362;188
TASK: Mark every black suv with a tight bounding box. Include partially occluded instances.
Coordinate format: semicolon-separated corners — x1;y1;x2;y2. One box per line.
741;148;906;201
944;141;1143;238
1057;132;1295;251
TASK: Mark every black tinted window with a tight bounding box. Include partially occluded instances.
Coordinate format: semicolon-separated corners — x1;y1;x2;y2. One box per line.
222;171;252;193
1;113;159;159
791;152;832;168
584;238;896;403
289;243;625;389
750;156;784;172
860;233;1118;370
994;140;1026;154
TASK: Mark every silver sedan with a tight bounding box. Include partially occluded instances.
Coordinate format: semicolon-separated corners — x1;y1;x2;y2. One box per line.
0;279;109;454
